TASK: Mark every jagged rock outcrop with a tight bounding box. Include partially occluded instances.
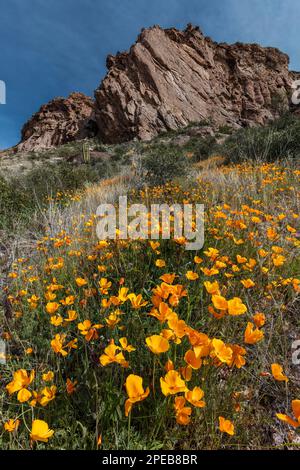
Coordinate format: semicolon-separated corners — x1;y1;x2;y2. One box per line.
17;24;299;151
17;92;97;152
95;24;296;143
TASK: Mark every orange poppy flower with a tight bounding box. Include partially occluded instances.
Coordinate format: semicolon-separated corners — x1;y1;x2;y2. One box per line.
204;248;219;260
276;400;300;428
6;369;35;403
155;259;166;268
51;334;68;356
75;277;88;287
174;396;192;425
4;419;20;433
201;267;219;276
160;273;176;284
99;278;112;295
124;374;150;416
219;416;235;435
185;387;205;408
253;313;265;328
119;337;136;352
128;293;148;309
40;385;57;407
244;322;264;344
211;295;228;311
210;339;233;365
66;378;77;395
146;335;170;354
30;420;54;443
165;359;174;372
100;341;128;368
227;344;246;369
227;297;247;316
204;281;220;295
167;314;187;343
149;302;173;323
186;271;199;281
46;302;60;315
179;365;193;381
184;350;202;370
241;279;255;289
271;363;289;382
160;370;188;396
77;320;103;341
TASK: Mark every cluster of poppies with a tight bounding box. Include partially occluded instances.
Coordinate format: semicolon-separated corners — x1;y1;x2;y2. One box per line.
2;162;299;448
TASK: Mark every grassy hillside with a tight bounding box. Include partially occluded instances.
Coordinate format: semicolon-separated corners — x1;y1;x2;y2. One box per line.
0;115;299;450
1;113;300;231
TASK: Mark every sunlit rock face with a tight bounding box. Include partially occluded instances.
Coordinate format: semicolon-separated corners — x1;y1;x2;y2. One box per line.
18;24;298;151
18;92;96;152
95;24;294;143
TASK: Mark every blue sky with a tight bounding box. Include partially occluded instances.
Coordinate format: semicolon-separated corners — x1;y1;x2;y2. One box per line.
0;0;299;149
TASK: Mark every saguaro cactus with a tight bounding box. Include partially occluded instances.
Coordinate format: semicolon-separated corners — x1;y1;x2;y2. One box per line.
82;142;91;163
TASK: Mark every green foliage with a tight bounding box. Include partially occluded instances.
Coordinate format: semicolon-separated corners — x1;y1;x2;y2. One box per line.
218;114;300;163
218;125;233;135
0;161;112;230
193;135;217;161
142;149;188;186
270;91;289;117
0;175;30;229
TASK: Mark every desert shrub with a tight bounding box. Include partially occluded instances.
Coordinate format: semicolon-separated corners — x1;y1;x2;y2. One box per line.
0;175;30;229
22;162;101;194
142;150;188;185
194;135;217;161
270;91;289;117
219;113;300;163
218;125;233;135
0;161;112;230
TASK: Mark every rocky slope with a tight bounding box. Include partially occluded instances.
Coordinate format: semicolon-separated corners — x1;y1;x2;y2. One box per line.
17;92;97;152
95;24;295;143
16;24;299;151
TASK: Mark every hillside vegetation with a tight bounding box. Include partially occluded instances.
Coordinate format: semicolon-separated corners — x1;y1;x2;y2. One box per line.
0;115;299;450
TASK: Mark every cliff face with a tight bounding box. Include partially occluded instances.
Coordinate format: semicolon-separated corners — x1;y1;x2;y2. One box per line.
17;24;298;151
94;24;294;143
17;92;97;152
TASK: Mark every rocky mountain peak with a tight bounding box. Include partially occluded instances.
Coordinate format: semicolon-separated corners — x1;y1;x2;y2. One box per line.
16;24;298;151
17;92;96;152
94;25;294;143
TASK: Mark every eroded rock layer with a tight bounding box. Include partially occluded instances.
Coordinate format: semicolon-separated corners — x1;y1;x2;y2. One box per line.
95;24;295;142
17;25;298;151
17;92;96;152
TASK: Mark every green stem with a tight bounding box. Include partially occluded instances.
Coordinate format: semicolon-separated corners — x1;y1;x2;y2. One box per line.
127;412;132;449
152;356;157;397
